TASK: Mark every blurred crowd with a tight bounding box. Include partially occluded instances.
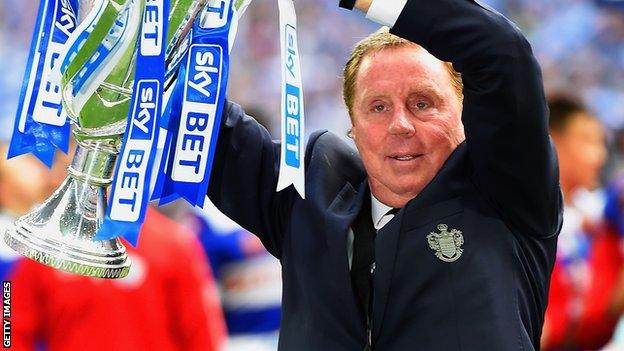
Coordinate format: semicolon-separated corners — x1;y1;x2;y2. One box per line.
2;0;624;350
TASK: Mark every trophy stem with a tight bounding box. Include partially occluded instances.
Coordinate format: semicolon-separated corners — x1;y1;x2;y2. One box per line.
4;139;131;279
69;138;118;185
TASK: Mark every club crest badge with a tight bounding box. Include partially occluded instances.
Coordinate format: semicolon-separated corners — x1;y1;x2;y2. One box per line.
427;224;464;263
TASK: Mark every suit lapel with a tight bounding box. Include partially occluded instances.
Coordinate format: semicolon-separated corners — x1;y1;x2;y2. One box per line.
325;180;369;334
403;142;468;213
372;206;403;340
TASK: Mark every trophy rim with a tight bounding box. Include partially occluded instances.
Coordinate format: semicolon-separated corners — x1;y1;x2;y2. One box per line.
4;225;131;279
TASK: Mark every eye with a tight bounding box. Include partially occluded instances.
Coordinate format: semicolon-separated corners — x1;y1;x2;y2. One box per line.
415;101;429;110
372;104;387;113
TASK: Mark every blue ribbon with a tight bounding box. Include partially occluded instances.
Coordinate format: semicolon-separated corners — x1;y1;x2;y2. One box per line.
70;2;134;95
151;1;234;208
9;0;79;167
59;0;107;75
96;0;170;246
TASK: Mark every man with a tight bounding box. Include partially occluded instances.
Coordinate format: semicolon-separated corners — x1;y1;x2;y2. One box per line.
541;96;620;350
208;0;562;350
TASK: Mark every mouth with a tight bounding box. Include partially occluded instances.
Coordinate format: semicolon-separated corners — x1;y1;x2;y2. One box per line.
388;154;423;161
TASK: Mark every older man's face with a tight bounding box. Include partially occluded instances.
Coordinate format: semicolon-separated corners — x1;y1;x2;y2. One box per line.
351;46;464;208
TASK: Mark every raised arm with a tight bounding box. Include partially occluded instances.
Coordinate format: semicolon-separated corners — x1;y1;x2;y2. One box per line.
207;101;296;258
356;0;561;237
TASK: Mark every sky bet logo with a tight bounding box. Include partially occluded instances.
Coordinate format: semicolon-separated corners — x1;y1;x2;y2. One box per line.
141;0;163;56
284;25;302;168
202;0;230;29
172;44;223;183
30;0;76;127
128;81;159;140
109;80;159;222
284;84;300;168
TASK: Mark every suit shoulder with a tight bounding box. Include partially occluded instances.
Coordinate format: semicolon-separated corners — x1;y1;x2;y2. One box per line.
305;130;365;186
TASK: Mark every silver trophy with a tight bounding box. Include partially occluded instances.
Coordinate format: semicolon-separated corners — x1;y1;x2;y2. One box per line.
4;0;213;279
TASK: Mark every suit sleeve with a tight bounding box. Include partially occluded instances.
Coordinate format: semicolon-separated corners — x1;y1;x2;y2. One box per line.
208;101;296;258
389;0;562;237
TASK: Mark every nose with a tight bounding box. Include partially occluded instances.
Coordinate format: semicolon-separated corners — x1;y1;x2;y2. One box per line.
388;107;415;136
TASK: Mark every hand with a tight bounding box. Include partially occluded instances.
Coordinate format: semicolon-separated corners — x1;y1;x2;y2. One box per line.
354;0;373;12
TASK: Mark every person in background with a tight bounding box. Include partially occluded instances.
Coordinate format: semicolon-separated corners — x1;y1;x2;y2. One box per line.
0;144;47;283
541;95;623;350
597;153;624;350
0;143;227;351
191;201;282;351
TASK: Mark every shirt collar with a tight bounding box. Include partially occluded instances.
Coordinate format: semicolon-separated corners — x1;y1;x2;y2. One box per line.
371;194;394;230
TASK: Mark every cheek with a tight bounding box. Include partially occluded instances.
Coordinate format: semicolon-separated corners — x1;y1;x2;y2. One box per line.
354;124;384;150
573;141;604;167
353;126;387;173
417;121;456;150
584;145;607;172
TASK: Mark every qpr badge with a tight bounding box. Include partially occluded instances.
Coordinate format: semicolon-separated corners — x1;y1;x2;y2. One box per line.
427;224;464;263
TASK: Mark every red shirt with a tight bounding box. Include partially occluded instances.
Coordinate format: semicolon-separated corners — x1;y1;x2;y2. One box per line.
544;222;623;350
9;207;227;351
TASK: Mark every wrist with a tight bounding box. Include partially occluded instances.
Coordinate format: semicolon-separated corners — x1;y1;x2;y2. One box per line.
355;0;373;12
364;0;407;28
340;0;372;12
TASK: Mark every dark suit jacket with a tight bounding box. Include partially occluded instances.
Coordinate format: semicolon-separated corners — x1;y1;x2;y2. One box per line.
208;1;563;350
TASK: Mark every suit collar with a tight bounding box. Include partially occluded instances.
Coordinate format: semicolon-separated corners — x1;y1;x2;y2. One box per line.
404;141;469;210
372;194;393;230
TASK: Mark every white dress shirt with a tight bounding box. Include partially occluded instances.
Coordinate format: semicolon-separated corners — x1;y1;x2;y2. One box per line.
365;0;408;28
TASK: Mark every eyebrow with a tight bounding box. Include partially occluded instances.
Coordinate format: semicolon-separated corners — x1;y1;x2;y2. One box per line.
408;84;442;97
360;86;442;102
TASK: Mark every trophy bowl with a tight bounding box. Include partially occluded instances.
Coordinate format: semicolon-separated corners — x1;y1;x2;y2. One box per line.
4;0;205;278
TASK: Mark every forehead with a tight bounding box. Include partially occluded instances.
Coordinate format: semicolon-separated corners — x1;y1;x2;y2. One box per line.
358;44;448;76
562;113;605;137
356;45;449;86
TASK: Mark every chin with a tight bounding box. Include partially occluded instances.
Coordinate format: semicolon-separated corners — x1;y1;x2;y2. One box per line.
388;181;426;198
